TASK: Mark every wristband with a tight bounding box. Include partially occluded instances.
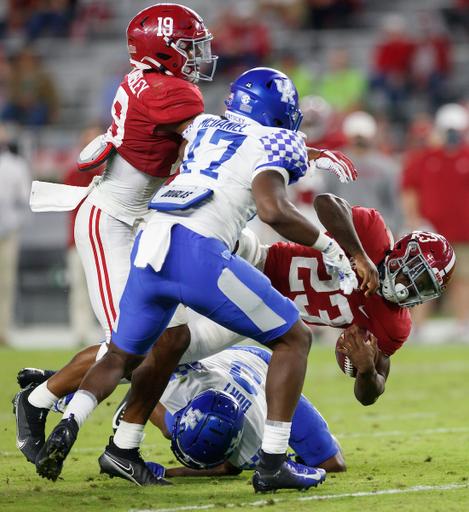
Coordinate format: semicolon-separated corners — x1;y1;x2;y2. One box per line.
312;232;333;252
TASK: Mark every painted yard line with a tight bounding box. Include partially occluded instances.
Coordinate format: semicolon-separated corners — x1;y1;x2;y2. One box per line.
334;426;469;439
4;427;469;458
128;483;469;512
359;412;437;421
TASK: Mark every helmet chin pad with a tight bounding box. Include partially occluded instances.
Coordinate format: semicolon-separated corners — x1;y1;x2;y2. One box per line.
394;282;409;299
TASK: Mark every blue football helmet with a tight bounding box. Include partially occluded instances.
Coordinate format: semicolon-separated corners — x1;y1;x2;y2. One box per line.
225;67;303;132
171;389;245;469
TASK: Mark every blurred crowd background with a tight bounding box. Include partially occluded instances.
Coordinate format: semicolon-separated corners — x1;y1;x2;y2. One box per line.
1;0;469;347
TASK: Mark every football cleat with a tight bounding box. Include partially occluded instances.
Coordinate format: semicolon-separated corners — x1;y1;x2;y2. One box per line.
17;368;56;389
252;452;326;494
99;437;172;486
35;415;79;481
14;383;49;463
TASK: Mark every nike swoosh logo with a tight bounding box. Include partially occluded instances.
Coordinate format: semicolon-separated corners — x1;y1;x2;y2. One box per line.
358;305;369;318
294;471;323;481
107;454;134;476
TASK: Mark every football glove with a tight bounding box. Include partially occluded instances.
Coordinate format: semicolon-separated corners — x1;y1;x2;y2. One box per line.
313;150;357;184
52;393;75;413
322;240;358;295
146;461;167;478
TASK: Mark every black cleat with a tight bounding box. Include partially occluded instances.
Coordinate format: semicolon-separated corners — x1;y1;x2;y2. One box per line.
35;415;79;481
14;383;49;464
98;437;172;486
252;451;326;494
17;368;56;389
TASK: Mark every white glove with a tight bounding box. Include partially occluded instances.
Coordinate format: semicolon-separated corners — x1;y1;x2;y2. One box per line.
322;240;358;295
313;149;358;184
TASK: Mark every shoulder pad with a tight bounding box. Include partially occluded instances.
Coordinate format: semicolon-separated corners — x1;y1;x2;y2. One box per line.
77;135;116;172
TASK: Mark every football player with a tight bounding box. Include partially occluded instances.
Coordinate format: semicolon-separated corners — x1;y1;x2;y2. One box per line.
127;345;346;478
33;66;378;492
241;193;456;406
18;2;215;471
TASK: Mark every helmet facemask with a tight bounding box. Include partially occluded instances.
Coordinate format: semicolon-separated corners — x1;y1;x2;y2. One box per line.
173;35;217;82
382;239;442;307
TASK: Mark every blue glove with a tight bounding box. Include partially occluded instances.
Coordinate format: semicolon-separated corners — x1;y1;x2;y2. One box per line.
146;461;166;478
52;393;75;413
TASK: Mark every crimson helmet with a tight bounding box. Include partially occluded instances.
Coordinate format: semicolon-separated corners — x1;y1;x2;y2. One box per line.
381;231;456;307
126;3;217;82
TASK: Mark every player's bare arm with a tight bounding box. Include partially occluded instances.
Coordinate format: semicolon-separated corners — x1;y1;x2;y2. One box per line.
337;325;390;405
252;170;322;246
314;193;379;297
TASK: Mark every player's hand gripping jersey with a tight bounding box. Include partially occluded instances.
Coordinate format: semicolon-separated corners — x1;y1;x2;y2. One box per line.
264;207;411;355
137;114;309;270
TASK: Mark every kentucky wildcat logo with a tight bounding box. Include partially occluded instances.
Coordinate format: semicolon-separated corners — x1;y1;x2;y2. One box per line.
274;78;295;104
181;407;204;430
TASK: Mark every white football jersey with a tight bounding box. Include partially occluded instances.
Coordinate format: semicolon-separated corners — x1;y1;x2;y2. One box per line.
147;114;309;253
160;346;271;469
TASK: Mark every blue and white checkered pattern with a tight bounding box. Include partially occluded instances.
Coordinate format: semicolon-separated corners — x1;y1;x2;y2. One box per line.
257;130;308;185
240;451;261;470
169;361;204;382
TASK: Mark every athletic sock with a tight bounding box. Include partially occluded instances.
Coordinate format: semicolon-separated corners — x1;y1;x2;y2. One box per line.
261;420;292;455
113;420;146;450
28;382;59;410
62;390;98;428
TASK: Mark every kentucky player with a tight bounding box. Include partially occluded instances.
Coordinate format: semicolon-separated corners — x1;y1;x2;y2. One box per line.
34;66;378;491
110;345;346;480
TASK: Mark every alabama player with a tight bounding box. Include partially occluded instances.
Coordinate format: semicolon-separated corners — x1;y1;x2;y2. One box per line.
257;193;456;405
16;3;216;469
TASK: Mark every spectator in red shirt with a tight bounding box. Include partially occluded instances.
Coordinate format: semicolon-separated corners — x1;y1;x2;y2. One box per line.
370;14;416;123
411;12;452;110
401;103;469;340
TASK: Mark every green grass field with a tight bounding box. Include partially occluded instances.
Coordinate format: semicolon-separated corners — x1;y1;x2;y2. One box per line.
1;342;468;512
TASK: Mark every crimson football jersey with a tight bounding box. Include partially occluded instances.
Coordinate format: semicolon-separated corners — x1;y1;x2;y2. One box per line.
264;207;411;355
105;69;204;178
